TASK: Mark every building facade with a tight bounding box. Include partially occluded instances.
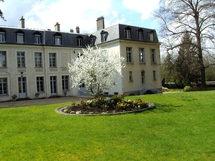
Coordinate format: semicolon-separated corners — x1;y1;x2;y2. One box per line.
0;16;161;102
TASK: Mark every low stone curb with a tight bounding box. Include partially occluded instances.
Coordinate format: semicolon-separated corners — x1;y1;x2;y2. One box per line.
55;102;155;116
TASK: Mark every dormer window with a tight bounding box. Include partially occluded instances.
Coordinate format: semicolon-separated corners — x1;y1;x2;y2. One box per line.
137;29;143;40
0;30;6;43
89;35;96;46
149;30;155;41
100;30;108;42
34;32;42;44
124;27;131;39
76;36;83;47
16;31;24;43
54;33;61;45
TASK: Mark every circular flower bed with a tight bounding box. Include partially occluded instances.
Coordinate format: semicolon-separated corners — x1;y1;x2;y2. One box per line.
57;94;155;115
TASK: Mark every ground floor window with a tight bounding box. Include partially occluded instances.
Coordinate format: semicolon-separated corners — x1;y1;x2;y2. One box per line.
153;70;156;80
50;76;57;95
141;70;145;84
0;78;7;95
62;75;69;91
36;77;44;92
129;71;133;82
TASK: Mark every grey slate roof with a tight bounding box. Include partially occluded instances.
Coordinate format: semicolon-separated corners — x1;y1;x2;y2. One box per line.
0;23;159;47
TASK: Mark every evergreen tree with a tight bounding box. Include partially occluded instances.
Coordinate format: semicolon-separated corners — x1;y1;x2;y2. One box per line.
161;52;175;85
174;32;200;87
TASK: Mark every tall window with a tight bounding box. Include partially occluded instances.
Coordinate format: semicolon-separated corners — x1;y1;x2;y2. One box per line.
138;30;143;40
0;32;6;43
126;47;132;63
151;49;156;63
50;76;57;95
125;27;131;39
0;51;6;68
35;52;42;67
36;77;44;92
141;70;145;84
62;76;69;90
17;32;24;43
139;48;145;63
49;53;56;67
153;70;156;80
76;36;83;46
0;78;7;95
34;34;41;44
129;71;133;82
54;36;61;45
17;52;25;67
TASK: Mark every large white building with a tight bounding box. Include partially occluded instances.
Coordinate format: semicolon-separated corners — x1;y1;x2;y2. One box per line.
0;16;162;102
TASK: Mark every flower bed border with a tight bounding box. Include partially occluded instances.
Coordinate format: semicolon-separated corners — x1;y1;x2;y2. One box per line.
55;102;155;116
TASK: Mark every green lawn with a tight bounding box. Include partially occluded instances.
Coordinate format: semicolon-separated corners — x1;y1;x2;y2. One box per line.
1;91;215;161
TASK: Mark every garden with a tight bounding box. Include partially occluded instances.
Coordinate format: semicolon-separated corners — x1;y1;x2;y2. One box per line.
60;94;154;115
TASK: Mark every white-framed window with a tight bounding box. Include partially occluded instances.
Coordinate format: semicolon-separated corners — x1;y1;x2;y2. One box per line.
34;34;41;44
0;78;7;95
17;33;24;43
125;28;131;39
50;76;57;95
17;52;25;68
101;31;108;42
129;71;133;82
0;32;6;43
35;52;42;67
149;32;154;41
36;77;44;92
54;36;61;45
139;48;145;63
141;70;145;84
62;75;69;90
138;30;143;40
126;47;132;63
90;36;96;46
151;49;156;63
153;70;156;80
0;51;6;68
77;37;83;46
49;53;56;67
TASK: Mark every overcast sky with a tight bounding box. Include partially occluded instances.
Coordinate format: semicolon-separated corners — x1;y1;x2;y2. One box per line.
0;0;160;34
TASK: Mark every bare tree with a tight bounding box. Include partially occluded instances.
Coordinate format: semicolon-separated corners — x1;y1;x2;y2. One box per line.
155;0;215;87
0;0;6;21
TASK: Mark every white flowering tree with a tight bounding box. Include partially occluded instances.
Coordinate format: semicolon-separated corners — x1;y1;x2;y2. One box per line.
68;46;125;97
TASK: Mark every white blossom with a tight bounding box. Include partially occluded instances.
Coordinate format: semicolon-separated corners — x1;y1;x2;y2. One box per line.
68;46;125;96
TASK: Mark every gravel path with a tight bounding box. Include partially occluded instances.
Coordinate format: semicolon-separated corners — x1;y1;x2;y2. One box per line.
0;96;85;108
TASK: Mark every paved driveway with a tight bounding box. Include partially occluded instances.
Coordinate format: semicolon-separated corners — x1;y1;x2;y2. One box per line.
0;96;85;108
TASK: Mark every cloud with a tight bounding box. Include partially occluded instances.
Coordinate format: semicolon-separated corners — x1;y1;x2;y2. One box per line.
0;0;158;33
1;0;122;33
122;0;159;20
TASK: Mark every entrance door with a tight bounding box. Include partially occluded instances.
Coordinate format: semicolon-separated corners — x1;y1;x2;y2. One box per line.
18;77;27;98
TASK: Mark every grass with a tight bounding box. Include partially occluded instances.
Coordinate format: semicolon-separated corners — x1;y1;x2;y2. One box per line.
0;91;215;161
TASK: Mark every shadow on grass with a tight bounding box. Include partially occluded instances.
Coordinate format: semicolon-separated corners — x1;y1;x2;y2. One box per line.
151;103;183;113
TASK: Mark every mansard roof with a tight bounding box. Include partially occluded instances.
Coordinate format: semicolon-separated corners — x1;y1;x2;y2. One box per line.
0;23;159;47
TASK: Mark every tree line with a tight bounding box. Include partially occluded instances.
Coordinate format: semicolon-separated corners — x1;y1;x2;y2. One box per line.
155;0;215;88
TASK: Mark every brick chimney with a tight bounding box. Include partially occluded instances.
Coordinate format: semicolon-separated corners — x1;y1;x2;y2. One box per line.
76;26;80;33
96;16;105;31
55;22;60;31
20;16;25;28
